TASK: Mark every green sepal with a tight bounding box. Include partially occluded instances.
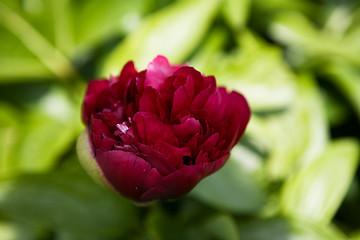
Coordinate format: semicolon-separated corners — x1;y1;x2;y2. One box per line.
76;129;113;190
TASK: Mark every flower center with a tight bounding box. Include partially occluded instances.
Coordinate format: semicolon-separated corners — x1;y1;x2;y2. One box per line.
182;155;194;166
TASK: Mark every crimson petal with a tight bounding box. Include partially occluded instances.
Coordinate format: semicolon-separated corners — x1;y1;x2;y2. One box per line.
145;55;174;90
97;150;162;202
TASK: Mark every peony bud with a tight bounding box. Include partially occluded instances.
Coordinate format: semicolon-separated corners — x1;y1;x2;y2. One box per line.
76;56;250;203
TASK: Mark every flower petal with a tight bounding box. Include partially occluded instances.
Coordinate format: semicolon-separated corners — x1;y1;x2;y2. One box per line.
199;132;220;155
171;85;190;118
82;80;110;124
137;143;176;175
145;55;174;90
153;141;191;168
133;112;178;146
221;89;251;147
172;117;202;143
110;61;138;99
140;160;223;201
139;87;159;115
90;117;117;152
190;79;216;111
97;150;162;202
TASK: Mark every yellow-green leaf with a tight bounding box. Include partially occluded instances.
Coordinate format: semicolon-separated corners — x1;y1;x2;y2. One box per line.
281;138;360;224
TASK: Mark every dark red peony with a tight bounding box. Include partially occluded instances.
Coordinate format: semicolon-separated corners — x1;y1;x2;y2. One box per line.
76;56;250;203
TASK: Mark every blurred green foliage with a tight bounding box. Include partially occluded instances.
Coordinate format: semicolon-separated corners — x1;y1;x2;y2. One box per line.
0;0;359;239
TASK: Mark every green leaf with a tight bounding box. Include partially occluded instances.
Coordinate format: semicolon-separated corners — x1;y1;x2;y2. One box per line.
191;147;266;213
0;222;19;240
190;28;227;71
252;0;320;17
239;217;291;240
270;11;320;47
201;214;240;240
252;73;329;179
239;217;347;240
50;0;74;54
0;220;47;240
269;11;360;66
18;88;80;173
55;231;105;240
0;25;53;80
321;61;360;120
350;231;360;240
222;0;251;31
0;103;20;177
0;57;52;80
281;138;360;224
145;205;173;240
290;221;347;240
101;0;222;75
0;1;79;82
70;0;151;52
0;164;139;238
0;87;81;177
144;200;239;240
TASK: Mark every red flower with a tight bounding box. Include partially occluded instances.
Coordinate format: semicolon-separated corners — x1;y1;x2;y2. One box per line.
77;56;250;203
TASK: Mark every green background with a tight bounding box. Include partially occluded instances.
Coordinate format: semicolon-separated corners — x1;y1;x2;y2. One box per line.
0;0;359;239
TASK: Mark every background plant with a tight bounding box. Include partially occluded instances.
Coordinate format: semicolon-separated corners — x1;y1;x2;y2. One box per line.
0;0;359;239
